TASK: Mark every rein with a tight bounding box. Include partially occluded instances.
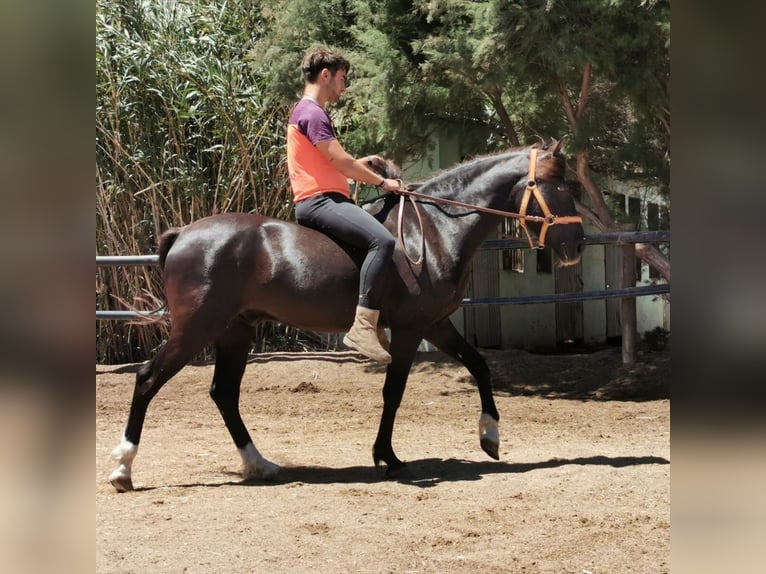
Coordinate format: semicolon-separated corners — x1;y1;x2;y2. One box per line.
392;148;583;264
397;191;425;265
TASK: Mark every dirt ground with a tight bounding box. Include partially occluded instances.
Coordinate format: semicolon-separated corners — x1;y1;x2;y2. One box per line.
96;346;670;574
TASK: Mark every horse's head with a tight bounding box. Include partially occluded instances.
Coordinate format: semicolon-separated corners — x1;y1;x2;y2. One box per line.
510;141;585;266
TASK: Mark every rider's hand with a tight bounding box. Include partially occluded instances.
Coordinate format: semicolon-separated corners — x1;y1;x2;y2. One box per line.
378;178;402;194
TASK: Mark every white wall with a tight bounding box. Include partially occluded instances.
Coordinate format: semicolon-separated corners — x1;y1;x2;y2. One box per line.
498;251;557;349
601;178;670;339
581;240;608;344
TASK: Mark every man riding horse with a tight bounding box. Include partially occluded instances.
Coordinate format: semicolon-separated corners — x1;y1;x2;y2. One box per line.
288;48;400;363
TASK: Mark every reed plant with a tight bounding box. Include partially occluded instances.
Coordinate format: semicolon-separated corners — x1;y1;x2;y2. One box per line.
96;0;327;363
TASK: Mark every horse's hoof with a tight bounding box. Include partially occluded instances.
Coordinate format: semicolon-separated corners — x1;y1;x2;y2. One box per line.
243;462;281;481
109;473;134;492
260;462;281;481
480;437;500;460
479;413;500;460
372;447;406;478
372;446;391;468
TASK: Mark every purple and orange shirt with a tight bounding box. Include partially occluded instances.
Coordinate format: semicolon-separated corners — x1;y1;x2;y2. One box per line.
287;98;350;203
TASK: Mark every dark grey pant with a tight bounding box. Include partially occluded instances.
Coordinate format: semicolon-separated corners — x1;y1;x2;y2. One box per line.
295;192;395;309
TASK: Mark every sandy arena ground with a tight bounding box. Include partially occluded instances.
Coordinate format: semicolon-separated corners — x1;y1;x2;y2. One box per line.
96;346;669;573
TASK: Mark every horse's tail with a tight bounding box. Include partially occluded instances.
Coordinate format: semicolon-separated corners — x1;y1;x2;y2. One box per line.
157;227;182;271
123;227;182;326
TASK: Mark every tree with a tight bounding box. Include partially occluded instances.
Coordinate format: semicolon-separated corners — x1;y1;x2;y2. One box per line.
392;0;671;279
96;0;294;362
256;0;670;280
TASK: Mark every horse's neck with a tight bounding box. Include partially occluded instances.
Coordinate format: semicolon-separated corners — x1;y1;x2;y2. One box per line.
414;153;528;272
430;152;527;207
448;212;503;269
432;154;527;250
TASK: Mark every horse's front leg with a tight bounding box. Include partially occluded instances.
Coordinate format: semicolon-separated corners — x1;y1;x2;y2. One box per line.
372;330;422;477
425;319;500;460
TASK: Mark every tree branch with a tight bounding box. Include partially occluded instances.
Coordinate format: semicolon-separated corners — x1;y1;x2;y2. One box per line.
484;85;520;147
575;62;592;121
573;198;605;231
636;243;671;282
575;150;616;227
557;76;577;130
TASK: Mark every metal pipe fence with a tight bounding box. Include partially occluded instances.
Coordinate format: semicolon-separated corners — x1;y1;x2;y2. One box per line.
96;230;669;319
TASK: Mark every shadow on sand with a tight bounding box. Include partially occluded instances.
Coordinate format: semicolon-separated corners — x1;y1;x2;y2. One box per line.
132;454;669;492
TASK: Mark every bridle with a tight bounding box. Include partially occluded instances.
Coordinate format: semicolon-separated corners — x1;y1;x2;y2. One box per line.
392;148;583;265
516;148;583;249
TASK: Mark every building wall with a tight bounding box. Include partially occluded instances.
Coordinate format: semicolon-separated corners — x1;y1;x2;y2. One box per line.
581;240;608;344
602;178;670;338
401;131;460;181
498;250;557;349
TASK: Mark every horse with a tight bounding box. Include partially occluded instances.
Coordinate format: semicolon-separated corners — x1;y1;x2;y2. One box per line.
108;140;584;491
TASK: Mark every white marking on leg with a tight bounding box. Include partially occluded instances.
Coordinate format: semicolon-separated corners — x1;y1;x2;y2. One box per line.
238;442;280;480
108;436;138;491
479;413;499;445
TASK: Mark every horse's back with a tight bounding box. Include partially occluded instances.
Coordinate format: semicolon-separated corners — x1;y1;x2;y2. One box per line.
164;212;359;276
161;213;361;330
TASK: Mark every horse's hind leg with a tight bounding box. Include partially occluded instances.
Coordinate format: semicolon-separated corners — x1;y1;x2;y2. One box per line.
208;319;279;481
425;319;500;460
108;321;216;492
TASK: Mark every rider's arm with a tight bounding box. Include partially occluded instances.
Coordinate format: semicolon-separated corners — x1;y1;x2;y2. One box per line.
316;139;399;193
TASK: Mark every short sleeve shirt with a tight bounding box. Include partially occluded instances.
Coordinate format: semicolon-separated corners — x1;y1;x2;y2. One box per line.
290;98;336;144
287;98;350;202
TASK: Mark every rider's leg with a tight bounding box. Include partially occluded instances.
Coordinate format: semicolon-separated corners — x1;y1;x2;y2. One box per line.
295;193;394;362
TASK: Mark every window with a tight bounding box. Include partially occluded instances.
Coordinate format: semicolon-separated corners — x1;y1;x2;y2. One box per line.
647;202;665;279
500;219;524;272
627;196;641;229
623;196;641;281
647;202;660;231
536;247;553;274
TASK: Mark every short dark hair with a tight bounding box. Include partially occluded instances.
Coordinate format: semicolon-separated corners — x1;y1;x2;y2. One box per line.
300;48;350;83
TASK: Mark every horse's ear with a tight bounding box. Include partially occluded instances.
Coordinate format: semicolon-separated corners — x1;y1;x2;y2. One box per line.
550;137;566;156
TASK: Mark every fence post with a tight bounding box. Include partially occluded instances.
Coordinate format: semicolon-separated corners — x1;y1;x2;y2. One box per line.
620;225;638;367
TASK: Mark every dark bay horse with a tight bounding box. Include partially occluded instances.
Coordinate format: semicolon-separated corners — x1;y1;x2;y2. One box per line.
109;141;584;491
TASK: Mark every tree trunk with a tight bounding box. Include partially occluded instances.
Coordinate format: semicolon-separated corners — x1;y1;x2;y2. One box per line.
486;86;520;147
556;65;671;284
635;243;670;282
574;152;671;284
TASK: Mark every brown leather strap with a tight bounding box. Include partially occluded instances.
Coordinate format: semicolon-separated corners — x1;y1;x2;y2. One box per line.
397;190;425;265
397;188;549;222
393;148;582;251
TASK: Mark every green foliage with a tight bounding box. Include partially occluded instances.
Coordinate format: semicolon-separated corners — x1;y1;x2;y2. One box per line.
249;0;356;105
96;0;294;363
404;0;670;182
